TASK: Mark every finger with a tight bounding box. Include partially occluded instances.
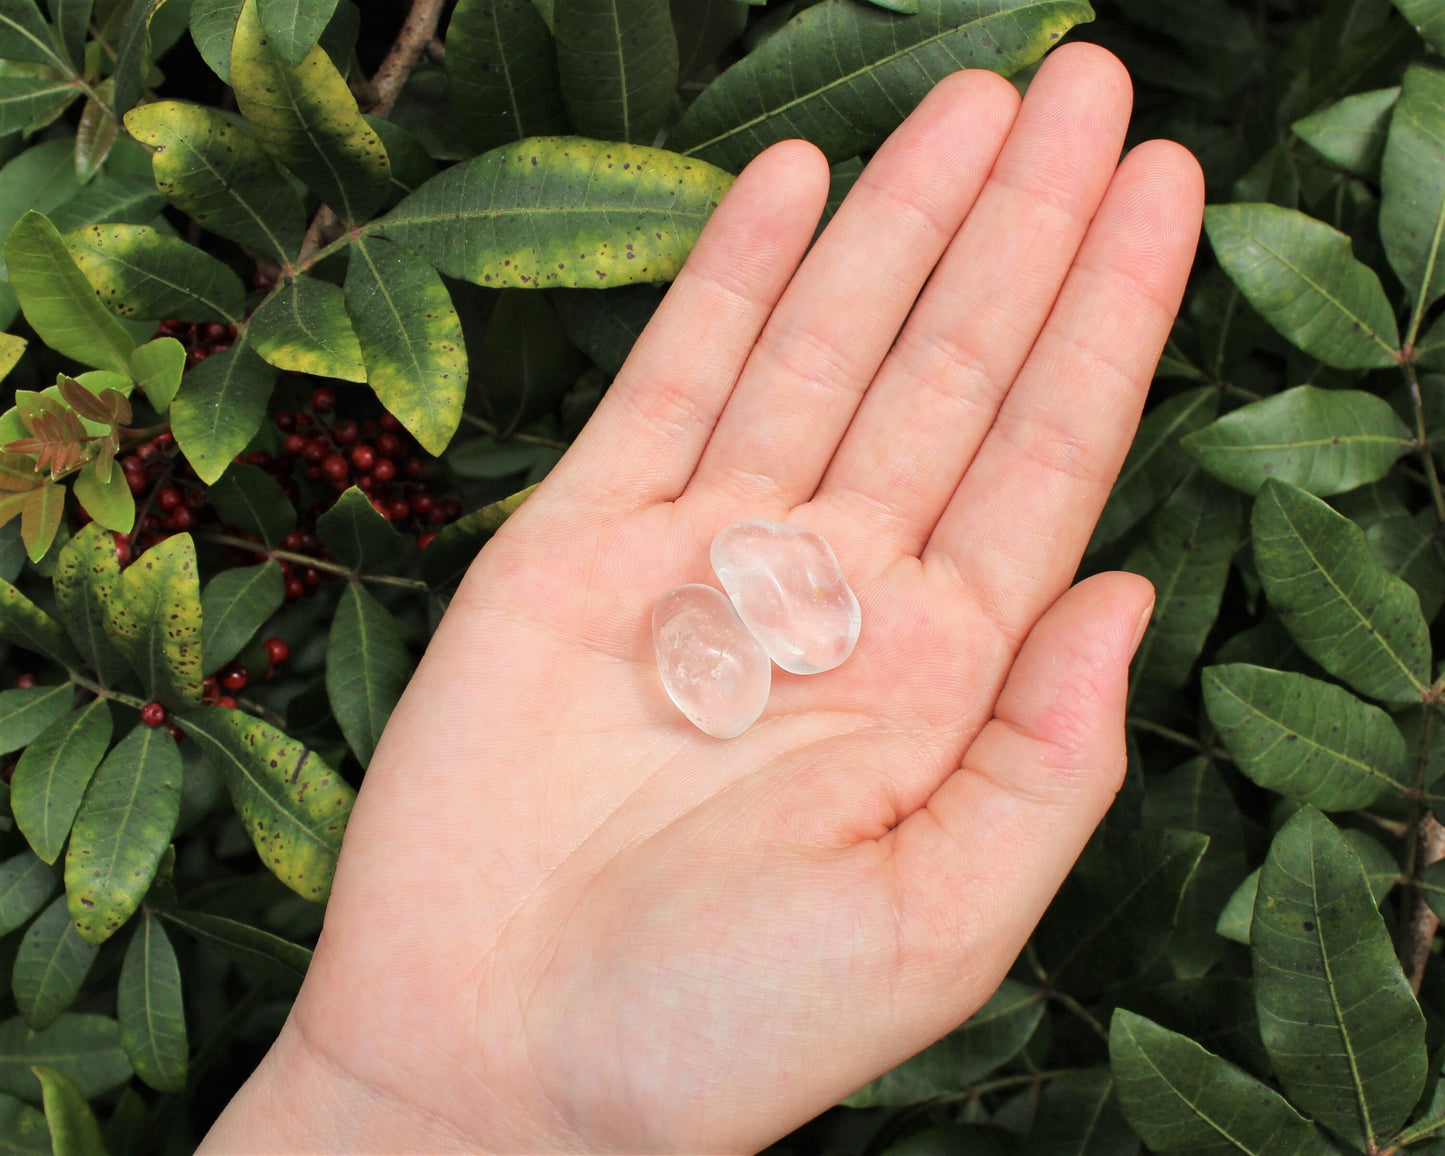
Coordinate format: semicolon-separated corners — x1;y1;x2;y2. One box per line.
815;44;1132;553
687;69;1021;508
547;139;830;511
926;141;1204;640
881;572;1153;1043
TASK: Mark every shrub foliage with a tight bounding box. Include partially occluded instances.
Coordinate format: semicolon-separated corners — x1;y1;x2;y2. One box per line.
0;0;1442;1152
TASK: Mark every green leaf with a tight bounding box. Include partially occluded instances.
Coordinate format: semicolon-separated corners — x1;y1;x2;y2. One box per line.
170;339;279;486
1181;385;1411;497
52;524;129;689
189;0;243;83
172;707;354;902
1125;473;1243;714
32;1066;104;1156
345;236;466;455
12;897;97;1032
554;0;677;143
0;578;83;669
206;463;295;546
0;685;79;758
672;0;749;84
376;137;734;289
1381;63;1445;312
0;138;82;266
670;0;1094;171
64;723;182;945
1109;1009;1332;1156
1215;870;1258;946
0;1015;130;1102
47;175;166;235
1252;478;1431;703
0;1090;50;1152
551;284;664;378
315;487;403;571
326;583;411;768
365;115;434;205
248;275;366;382
1391;0;1445;53
106;534;204;708
231;0;390;223
1418;860;1445;923
71;465;133;536
477;290;587;434
1030;1068;1139;1156
1091;386;1221;551
123;100;307;264
446;0;570;152
0;0;70;71
11;699;112;865
257;0;339;65
0;332;24;383
845;980;1045;1107
0;852;57;936
201;560;283;675
1203;203;1400;369
21;484;64;564
47;0;89;71
1364;505;1445;622
0;70;77;136
64;224;245;324
110;0;162;117
156;908;310;989
3;211;135;375
1035;829;1209;998
127;337;186;414
1292;86;1398;177
1203;664;1408;809
447;436;562;479
116;911;186;1093
1253;806;1427;1148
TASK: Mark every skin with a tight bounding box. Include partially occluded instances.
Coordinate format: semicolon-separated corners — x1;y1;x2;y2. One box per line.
200;44;1204;1155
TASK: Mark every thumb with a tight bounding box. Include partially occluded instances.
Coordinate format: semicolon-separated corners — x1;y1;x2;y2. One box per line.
886;571;1154;1028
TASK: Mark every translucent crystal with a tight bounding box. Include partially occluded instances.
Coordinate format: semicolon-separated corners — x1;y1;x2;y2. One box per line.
652;584;771;739
710;520;861;675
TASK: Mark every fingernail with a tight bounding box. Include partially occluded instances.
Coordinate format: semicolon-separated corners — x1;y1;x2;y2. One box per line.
1129;599;1155;656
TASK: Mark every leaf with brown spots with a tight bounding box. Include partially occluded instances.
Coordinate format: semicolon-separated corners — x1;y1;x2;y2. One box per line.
65;723;183;945
105;534;204;707
173;706;354;902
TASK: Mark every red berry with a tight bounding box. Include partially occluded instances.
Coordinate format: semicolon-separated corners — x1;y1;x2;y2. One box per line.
439;499;462;521
157;487;182;512
202;675;219;701
246;450;273;468
380;412;401;431
216;695;238;710
275;412;296;432
376;432;402;459
371;498;391;519
284;433;307;456
125;471;148;496
428;506;446;525
298;531;319;551
282;530;306;551
285;576;305;600
114;533;132;567
388;499;411;522
122;454;145;475
264;637;290;666
154;433;176;452
166;722;184;742
323;453;349;482
303;437;328;464
305;464;323;481
185;488;207;511
311;387;336;413
14;673;36;689
140;702;167;727
404;458;422;478
189;347;211;365
221;664;248;691
166;507;196;532
205;322;229;342
372;457;397;483
302;567;321;590
350;445;376;471
410;493;435;517
333;420;359;446
357;474;375;492
294;412;315;430
418;532;437;550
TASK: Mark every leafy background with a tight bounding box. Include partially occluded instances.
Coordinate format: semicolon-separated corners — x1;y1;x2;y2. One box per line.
0;0;1444;1153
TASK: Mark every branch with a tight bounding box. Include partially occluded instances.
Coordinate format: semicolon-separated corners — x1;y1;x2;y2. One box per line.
369;0;448;119
1406;811;1445;995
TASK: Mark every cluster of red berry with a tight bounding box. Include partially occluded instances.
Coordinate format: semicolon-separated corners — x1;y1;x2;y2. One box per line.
104;431;210;563
152;319;237;372
137;637;290;736
274;387;463;548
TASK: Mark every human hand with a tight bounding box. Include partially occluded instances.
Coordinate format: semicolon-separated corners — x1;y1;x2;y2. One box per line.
200;42;1203;1155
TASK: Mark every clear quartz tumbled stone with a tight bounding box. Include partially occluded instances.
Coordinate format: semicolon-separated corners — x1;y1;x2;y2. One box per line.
652;584;771;739
710;519;861;675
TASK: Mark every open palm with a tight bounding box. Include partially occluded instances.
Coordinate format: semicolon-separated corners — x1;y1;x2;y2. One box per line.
202;44;1203;1155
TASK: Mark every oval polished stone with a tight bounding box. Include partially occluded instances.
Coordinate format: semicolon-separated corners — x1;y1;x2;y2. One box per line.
710;519;861;675
652;583;771;738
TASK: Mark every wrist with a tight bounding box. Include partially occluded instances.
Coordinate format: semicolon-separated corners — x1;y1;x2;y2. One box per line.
196;1016;485;1155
